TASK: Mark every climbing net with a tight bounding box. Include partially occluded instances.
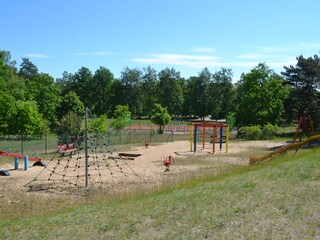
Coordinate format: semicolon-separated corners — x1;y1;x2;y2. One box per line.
26;134;144;190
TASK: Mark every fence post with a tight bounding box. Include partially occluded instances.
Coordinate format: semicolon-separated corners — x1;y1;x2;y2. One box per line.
20;135;24;155
149;127;152;142
45;134;48;155
129;130;131;143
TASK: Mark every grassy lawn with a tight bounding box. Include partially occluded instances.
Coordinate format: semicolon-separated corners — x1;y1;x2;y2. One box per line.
1;147;319;239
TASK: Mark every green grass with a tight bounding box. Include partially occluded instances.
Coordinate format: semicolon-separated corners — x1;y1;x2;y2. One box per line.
1;148;320;239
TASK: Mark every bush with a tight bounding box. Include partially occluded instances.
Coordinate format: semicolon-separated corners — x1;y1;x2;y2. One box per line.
238;126;262;140
262;123;280;139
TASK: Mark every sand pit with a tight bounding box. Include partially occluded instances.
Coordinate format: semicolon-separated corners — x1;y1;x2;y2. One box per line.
0;140;282;202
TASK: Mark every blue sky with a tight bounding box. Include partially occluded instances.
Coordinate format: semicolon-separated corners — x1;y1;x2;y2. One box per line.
1;0;320;81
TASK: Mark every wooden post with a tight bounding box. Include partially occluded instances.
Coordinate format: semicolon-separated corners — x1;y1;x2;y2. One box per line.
189;125;193;151
213;127;216;154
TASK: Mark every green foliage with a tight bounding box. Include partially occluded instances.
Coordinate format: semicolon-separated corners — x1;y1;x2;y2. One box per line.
262;123;280;139
9;101;45;135
226;112;236;129
185;68;211;119
111;105;131;131
90;67;115;115
55;111;81;144
158;68;184;116
238;126;262;140
57;91;85;120
26;73;61;126
151;103;171;133
89;114;108;135
141;66;158;117
282;54;320;126
73;67;93;107
120;67;143;116
238;123;280;140
3;47;320;135
236;63;288;126
0;92;17;135
18;58;38;79
209;68;235;119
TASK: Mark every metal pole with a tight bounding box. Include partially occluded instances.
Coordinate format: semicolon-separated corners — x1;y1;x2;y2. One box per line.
193;126;197;153
219;127;223;151
21;135;24;155
202;125;206;150
45;134;48;155
226;125;229;153
85;107;89;187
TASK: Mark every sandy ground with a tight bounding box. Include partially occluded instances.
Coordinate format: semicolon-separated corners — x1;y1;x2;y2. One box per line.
0;140;282;209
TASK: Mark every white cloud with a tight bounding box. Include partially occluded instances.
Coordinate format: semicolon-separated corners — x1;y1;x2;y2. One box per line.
25;53;49;58
132;54;219;67
259;42;320;54
191;47;215;53
130;48;299;75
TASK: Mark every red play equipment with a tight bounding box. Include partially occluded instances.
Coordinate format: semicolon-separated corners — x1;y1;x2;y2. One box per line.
57;143;78;155
0;150;46;176
164;155;174;172
293;115;315;143
0;150;42;162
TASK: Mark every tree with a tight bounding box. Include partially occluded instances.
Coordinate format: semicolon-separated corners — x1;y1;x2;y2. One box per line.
141;66;158;117
0;93;16;135
0;49;17;68
151;103;171;134
90;67;115;115
0;50;25;100
111;105;131;131
89;114;108;136
120;67;143;116
185;68;211;119
18;58;38;79
72;67;93;108
56;91;85;120
108;79;125;117
55;111;81;144
236;63;288;126
282;54;320;124
56;71;74;95
208;68;235;119
9;101;44;135
157;68;184;116
26;73;61;125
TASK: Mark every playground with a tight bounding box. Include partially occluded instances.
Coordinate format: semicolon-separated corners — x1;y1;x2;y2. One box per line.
1;115;320;226
0;139;283;213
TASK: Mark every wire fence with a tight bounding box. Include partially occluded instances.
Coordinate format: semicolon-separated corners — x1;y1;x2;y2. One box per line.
0;128;191;158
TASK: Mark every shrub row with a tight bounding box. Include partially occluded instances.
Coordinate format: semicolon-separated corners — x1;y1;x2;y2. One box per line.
237;124;280;140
